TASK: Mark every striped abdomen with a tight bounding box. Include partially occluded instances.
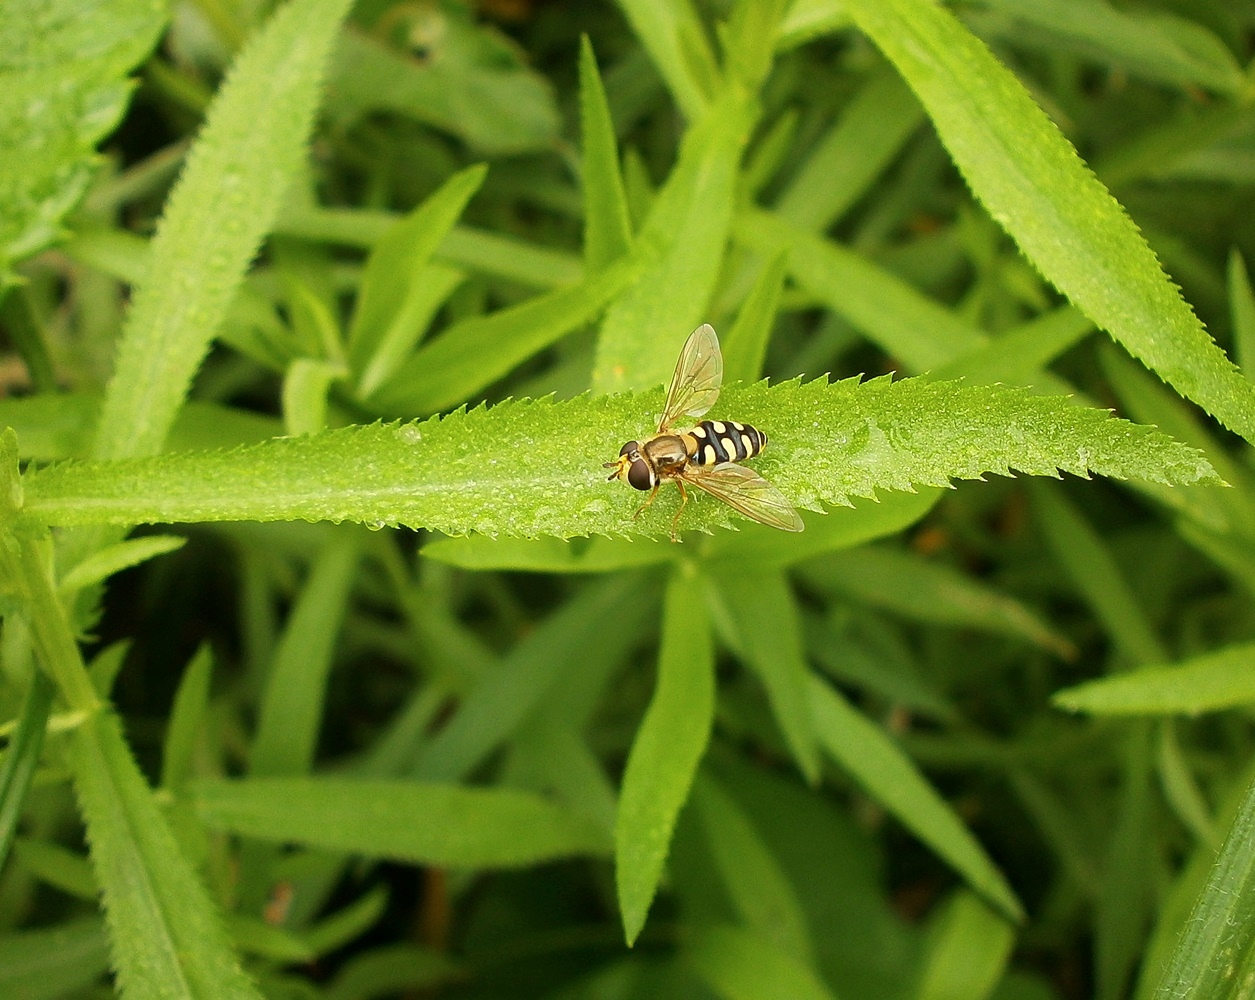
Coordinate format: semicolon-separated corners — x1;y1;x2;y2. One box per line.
687;420;767;467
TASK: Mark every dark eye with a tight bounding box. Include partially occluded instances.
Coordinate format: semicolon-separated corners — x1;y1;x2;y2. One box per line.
627;459;653;491
618;440;639;458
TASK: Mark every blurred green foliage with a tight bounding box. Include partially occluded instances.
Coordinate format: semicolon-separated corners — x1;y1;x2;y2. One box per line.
3;1;1255;999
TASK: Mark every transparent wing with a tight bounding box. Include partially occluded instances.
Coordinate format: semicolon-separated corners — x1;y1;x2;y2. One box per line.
683;463;804;532
659;323;723;432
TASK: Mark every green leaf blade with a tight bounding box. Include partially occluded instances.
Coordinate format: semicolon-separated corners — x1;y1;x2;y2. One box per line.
191;777;612;868
24;378;1217;538
839;0;1255;442
809;678;1023;921
71;711;262;1000
616;569;715;944
1055;640;1255;716
91;0;355;461
0;0;166;277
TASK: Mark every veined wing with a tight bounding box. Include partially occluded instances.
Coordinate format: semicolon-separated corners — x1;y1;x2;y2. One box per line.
659;323;723;432
683;463;804;532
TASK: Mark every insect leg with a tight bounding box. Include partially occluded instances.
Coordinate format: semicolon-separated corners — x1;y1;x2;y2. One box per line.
633;483;661;520
670;480;689;542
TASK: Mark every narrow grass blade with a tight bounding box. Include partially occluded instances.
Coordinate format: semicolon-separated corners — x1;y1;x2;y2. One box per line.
722;252;786;385
803;545;1072;657
1229;250;1255;382
324;945;462;1000
970;0;1244;95
616;569;714;944
1055;640;1255;716
70;710;261;999
0;917;110;1000
930;306;1095;386
593;90;754;393
809;676;1023;921
0;670;54;869
687;924;838;1000
838;0;1255;442
916;891;1015;1000
735;209;987;370
613;0;717;119
346;165;486;378
58;535;186;593
692;774;813;962
92;0;355;461
1030;481;1167;666
161;645;214;791
191;777;611;867
413;575;654;782
714;568;819;783
250;537;359;777
774;67;923;233
579;37;633;272
423;536;673;573
367;253;640;415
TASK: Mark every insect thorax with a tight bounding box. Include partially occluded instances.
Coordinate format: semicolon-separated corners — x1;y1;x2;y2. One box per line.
642;434;689;473
687;420;766;466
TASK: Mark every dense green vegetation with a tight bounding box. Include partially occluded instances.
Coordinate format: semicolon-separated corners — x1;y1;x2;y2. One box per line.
3;0;1255;997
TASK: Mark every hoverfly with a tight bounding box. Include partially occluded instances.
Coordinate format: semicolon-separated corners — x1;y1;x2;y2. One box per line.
604;324;804;540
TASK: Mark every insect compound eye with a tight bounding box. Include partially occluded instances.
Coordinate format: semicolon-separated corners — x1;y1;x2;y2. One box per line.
618;440;639;458
626;459;654;491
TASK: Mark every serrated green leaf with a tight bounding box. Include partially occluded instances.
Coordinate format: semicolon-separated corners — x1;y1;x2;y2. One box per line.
809;677;1023;921
0;0;166;277
92;0;355;461
1055;641;1255;717
838;0;1255;443
71;710;261;1000
617;569;714;944
191;777;612;867
23;378;1217;539
1151;771;1255;998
